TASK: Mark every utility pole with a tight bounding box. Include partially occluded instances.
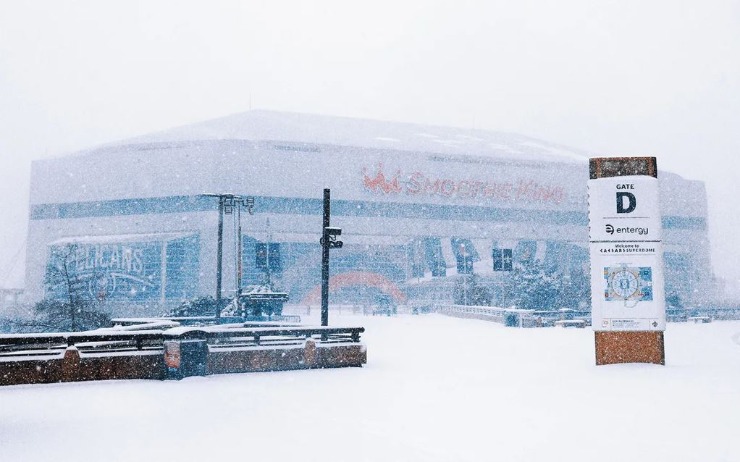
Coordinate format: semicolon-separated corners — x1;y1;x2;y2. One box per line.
320;189;343;327
321;189;331;327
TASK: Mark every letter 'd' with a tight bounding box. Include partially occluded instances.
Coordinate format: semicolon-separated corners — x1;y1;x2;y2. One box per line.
616;191;637;214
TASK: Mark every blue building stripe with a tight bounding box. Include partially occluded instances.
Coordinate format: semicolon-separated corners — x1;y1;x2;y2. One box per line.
29;195;705;230
661;215;706;230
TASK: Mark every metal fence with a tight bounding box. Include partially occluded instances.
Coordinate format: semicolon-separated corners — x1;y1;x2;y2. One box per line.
428;303;740;327
0;323;364;358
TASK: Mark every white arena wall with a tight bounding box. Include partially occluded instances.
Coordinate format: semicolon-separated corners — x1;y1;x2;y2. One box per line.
24;111;712;316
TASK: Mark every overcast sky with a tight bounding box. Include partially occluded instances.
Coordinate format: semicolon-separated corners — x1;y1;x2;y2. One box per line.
1;0;739;293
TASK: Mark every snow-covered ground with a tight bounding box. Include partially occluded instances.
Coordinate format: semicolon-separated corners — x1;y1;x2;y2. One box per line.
1;313;739;461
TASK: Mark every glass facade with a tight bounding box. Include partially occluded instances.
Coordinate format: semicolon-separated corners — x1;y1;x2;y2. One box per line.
46;235;199;304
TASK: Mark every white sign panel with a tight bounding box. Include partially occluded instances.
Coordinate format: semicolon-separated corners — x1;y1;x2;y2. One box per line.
588;175;666;331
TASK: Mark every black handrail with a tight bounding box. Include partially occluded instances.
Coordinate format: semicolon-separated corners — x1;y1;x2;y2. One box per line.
0;325;364;355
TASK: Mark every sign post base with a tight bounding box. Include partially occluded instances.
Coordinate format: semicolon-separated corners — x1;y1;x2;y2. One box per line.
595;331;665;365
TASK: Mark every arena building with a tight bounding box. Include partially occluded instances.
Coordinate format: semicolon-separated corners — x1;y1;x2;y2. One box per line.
25;110;712;316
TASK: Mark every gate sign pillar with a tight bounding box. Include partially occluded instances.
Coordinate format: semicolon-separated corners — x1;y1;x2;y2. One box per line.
588;157;666;365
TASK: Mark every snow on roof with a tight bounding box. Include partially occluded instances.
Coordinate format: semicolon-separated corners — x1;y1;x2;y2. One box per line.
73;110;592;164
49;232;196;246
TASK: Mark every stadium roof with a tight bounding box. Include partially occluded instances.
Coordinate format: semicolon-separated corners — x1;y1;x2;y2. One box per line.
78;110;592;164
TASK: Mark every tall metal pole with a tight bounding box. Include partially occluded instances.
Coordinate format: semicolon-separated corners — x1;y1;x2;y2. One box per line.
265;218;272;287
236;200;243;298
321;188;330;327
216;196;224;317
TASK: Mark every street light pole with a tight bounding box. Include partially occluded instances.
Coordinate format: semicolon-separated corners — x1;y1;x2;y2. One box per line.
320;189;343;328
321;189;331;327
236;198;243;298
265;218;272;287
216;196;224;313
202;193;255;321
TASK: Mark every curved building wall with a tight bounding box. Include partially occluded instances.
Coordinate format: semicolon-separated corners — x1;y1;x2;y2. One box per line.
25;119;712;315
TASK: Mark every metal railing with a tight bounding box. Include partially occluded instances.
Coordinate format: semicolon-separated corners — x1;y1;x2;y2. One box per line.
433;304;740;326
432;304;591;327
0;324;364;358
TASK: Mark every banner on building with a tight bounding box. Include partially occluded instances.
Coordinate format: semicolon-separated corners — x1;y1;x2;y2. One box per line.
46;234;199;303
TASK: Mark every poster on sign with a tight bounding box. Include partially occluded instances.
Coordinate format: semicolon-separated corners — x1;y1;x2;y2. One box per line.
588;175;666;331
